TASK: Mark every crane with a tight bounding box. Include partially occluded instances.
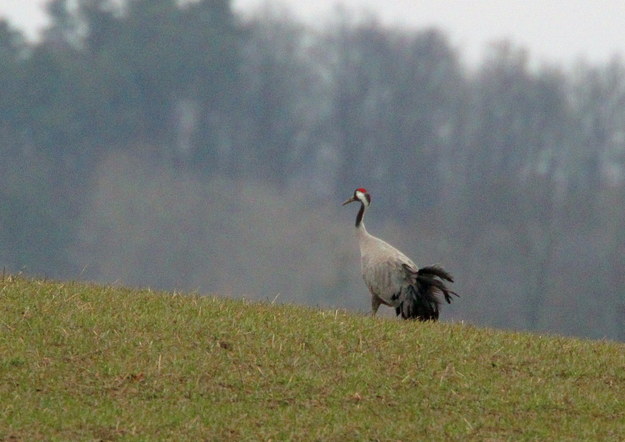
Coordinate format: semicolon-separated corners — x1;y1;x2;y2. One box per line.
343;188;458;320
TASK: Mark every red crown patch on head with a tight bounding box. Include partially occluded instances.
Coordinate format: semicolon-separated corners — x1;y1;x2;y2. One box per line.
356;188;368;194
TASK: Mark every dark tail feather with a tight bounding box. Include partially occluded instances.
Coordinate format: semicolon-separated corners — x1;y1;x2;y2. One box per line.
417;265;458;304
396;264;459;320
395;285;439;321
418;265;454;282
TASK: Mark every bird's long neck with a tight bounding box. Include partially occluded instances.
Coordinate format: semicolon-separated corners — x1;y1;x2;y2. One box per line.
355;202;367;231
355;202;373;248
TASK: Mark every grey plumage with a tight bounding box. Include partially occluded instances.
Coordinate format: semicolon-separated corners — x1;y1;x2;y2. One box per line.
343;188;458;320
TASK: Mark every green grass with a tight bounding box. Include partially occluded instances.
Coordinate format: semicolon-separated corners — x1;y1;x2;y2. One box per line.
0;276;624;440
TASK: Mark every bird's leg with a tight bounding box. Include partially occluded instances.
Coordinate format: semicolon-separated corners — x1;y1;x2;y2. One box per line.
371;296;381;317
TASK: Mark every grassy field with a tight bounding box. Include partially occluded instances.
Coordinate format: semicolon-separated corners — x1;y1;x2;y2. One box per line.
0;276;624;440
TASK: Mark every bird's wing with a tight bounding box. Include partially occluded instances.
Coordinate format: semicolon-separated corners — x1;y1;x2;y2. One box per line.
361;253;417;307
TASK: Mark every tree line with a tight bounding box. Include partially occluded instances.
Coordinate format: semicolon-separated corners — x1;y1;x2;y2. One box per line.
1;0;624;340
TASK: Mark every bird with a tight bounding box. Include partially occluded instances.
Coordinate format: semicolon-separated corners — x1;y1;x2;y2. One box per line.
342;187;458;320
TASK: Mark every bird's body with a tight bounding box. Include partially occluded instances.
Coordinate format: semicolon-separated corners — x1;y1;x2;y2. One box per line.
343;188;457;320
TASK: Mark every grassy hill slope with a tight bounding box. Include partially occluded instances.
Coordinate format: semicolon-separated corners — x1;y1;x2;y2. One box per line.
1;276;624;440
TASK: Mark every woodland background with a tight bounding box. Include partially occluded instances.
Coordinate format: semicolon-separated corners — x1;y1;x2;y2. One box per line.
2;0;625;340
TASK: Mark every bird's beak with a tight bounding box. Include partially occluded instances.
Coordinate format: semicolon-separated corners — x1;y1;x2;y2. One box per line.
342;196;357;206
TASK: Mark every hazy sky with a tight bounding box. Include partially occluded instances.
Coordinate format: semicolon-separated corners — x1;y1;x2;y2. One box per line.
2;0;625;66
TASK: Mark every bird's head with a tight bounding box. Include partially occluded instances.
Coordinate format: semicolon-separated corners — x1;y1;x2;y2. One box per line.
342;188;371;207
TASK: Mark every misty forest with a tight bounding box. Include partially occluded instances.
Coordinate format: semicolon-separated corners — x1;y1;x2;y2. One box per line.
2;0;625;340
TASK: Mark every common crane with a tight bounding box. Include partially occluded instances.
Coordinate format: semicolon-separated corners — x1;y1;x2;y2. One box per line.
343;188;458;320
